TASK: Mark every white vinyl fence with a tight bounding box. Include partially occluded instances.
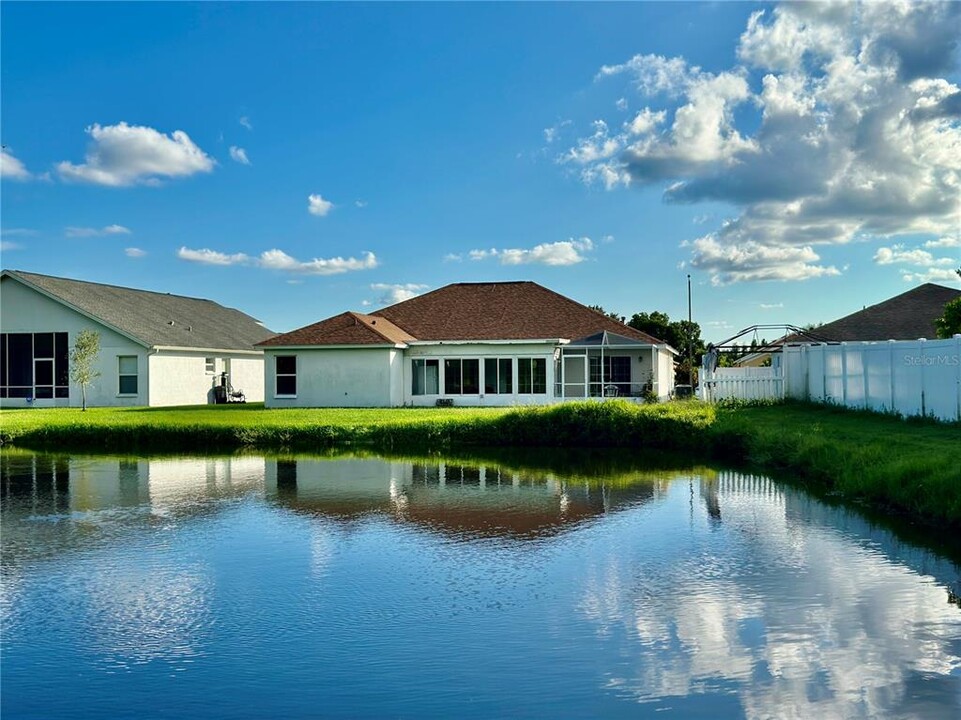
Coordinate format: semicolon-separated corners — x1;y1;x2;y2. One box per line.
699;365;784;402
700;336;961;421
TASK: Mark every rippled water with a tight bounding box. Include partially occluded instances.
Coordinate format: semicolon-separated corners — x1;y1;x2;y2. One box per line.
2;450;960;719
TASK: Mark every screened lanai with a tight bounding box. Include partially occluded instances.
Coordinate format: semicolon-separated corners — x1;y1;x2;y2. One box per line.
556;331;662;400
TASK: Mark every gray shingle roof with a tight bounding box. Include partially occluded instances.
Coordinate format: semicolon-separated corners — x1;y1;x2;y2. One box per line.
4;270;275;351
786;283;960;343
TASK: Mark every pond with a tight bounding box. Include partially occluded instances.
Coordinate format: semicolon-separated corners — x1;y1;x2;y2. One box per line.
2;449;960;718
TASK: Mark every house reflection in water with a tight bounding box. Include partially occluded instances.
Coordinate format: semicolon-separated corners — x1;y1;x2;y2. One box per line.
267;457;664;541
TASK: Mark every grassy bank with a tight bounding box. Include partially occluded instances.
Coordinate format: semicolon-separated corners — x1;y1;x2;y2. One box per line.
2;400;959;526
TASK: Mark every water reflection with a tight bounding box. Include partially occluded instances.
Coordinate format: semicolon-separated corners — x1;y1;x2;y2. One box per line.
580;472;961;717
2;450;960;719
266;456;664;540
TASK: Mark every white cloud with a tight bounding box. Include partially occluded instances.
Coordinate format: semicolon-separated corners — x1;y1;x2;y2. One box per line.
1;149;31;180
229;146;250;165
469;237;595;266
57;122;215;186
596;53;695;96
899;268;961;283
0;228;38;237
543;119;572;145
689;235;840;285
65;224;132;238
307;193;334;217
125;247;147;258
626;108;666;136
924;236;960;249
177;244;379;276
177;247;250;266
760;302;784;309
443;253;463;262
568;1;961;283
239;116;253;131
874;244;956;267
616;97;628;111
370;283;429;305
258;249;377;275
354;200;368;208
1;241;22;251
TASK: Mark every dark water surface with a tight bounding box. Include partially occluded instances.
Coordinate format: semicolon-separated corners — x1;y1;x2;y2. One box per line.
2;450;960;719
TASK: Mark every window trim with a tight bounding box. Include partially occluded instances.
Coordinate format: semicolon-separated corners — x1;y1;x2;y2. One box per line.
1;332;70;400
443;357;480;395
274;355;297;398
412;358;440;396
117;355;139;396
205;357;216;375
483;357;513;395
517;357;548;395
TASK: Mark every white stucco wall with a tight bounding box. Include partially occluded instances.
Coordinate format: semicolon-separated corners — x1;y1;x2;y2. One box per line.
657;346;676;400
263;347;395;408
1;276;149;408
261;341;677;409
147;352;264;407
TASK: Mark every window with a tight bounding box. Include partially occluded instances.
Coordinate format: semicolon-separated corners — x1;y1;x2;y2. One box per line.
118;356;138;395
412;359;439;395
444;358;480;395
275;355;297;396
205;357;216;374
518;358;547;394
1;332;69;399
484;358;513;394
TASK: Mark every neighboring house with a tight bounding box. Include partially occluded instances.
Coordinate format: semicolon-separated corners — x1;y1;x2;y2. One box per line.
734;283;961;366
1;270;275;408
258;281;676;408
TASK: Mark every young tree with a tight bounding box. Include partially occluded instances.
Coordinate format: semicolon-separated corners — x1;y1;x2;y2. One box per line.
935;297;961;339
70;330;101;411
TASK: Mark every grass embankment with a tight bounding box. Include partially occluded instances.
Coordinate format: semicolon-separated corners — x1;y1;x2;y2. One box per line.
1;400;959;527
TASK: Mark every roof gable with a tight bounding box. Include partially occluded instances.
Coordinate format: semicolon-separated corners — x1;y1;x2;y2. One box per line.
257;311;415;347
3;270;274;351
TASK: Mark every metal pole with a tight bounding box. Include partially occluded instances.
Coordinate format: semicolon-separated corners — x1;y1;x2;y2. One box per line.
687;274;693;387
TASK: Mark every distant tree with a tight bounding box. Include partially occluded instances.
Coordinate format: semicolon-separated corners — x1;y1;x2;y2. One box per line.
628;311;673;344
935;297;961;339
589;305;624;322
70;330;101;411
628;311;705;384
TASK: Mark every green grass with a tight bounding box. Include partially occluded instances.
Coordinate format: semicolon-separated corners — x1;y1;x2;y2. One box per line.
2;399;959;527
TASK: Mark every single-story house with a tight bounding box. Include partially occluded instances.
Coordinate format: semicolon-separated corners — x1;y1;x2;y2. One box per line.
257;281;677;408
1;269;275;407
734;282;961;366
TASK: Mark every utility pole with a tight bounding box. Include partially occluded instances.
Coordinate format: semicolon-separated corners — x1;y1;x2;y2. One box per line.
687;273;694;387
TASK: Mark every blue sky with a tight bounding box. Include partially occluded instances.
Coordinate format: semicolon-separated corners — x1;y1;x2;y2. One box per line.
2;2;959;341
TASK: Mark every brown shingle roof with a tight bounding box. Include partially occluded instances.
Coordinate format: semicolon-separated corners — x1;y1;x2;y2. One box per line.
374;282;664;343
799;283;960;342
259;281;667;348
257;311;415;347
